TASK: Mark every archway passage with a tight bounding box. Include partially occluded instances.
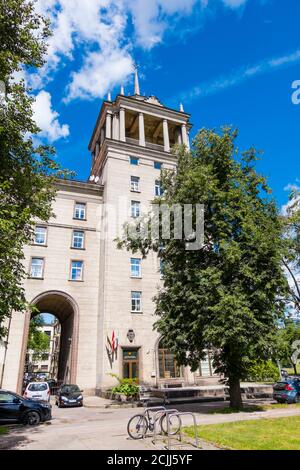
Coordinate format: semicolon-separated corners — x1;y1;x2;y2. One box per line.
19;291;79;393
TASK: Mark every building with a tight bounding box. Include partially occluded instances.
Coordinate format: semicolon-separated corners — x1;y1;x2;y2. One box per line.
1;71;218;395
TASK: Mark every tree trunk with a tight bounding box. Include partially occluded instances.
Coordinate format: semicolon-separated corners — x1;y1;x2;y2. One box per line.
293;363;298;375
229;377;243;409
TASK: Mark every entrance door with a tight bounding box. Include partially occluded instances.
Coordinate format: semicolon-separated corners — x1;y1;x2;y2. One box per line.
122;349;139;382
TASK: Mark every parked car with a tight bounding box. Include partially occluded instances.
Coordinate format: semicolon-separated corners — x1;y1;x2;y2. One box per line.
273;378;300;404
24;382;50;402
0;389;51;425
55;384;83;408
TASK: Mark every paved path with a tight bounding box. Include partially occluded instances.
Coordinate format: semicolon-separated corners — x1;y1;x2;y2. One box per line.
2;399;300;450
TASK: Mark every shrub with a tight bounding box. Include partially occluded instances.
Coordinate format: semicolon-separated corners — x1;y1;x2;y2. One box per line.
109;374;139;398
247;361;280;383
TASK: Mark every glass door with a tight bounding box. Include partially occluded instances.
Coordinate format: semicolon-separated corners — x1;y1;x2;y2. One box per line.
122;349;139;382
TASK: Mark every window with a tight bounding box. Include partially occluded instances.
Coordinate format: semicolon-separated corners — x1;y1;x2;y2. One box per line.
155;180;163;197
34;226;47;245
159;259;165;277
158;339;181;379
70;261;83;281
198;351;215;377
130;156;139;165
30;258;44;278
0;392;16;403
131;201;140;218
74;202;86;220
72;230;85;249
131;258;141;278
154;161;162;170
131;176;140;192
131;291;142;312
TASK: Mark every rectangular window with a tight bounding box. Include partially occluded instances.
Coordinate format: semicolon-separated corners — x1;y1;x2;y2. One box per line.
30;258;44;278
131;176;140;192
131;201;140;218
154;161;162;170
72;230;84;249
130;156;139;166
74;203;86;220
131;291;142;312
155;180;163;197
70;260;84;281
131;258;141;278
34;226;47;245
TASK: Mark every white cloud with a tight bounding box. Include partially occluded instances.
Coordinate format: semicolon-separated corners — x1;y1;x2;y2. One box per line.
28;0;250;102
32;91;70;142
181;48;300;102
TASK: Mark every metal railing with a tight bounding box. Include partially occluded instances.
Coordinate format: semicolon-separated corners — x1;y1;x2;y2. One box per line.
166;411;199;450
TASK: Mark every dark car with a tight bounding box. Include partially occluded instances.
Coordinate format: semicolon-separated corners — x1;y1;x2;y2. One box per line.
273;378;300;404
0;389;52;425
55;384;83;408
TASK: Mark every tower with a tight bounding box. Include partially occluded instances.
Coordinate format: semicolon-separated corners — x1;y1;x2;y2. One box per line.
88;71;193;390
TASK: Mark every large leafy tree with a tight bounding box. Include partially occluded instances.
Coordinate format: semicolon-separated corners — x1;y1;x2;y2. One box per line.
27;315;50;357
118;128;287;408
282;191;300;314
0;0;71;339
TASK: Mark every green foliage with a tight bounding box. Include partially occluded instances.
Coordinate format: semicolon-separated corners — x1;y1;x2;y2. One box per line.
118;127;287;408
27;315;50;357
281;190;300;314
274;320;300;372
247;360;279;383
110;374;139;398
0;0;73;338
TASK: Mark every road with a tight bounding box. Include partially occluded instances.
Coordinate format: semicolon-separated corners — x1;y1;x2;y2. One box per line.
2;398;300;450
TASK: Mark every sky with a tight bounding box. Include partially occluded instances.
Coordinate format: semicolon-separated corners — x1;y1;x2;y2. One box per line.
26;0;300;209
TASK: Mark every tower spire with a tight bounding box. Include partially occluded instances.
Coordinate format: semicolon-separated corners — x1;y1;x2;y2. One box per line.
134;66;140;96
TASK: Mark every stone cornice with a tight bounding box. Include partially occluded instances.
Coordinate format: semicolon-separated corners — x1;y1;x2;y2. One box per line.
55;178;103;196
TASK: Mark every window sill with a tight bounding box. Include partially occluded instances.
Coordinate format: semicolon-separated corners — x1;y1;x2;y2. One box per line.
73;218;87;222
70;247;86;250
28;277;44;280
32;244;48;247
131;276;142;279
131;311;143;314
68;279;84;282
130;190;141;193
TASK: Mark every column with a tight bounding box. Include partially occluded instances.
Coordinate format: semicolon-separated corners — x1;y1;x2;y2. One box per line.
181;123;188;147
106;112;112;139
119;107;126;142
139;112;145;147
112;114;119;140
95;142;100;157
163;119;170;152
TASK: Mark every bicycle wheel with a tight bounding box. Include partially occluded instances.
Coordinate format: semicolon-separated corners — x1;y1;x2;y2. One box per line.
127;414;148;439
160;413;181;435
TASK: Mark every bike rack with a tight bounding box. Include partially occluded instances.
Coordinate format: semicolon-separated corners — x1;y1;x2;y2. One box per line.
152;408;179;445
142;406;166;440
166;411;199;450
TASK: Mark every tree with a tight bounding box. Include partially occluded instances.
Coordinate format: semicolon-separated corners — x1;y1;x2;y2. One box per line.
275;320;300;375
282;190;300;315
118;128;287;408
0;0;72;339
27;315;50;358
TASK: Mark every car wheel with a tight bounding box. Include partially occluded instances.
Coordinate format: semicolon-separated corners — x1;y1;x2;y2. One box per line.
24;411;41;426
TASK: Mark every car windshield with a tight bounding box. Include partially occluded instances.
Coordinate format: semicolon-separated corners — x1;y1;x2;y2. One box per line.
61;385;80;393
28;383;48;391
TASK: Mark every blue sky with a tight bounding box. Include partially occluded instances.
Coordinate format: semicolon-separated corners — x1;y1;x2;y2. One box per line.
27;0;300;209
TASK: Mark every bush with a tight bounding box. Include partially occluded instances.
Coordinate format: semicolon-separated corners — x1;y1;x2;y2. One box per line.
247;361;280;383
109;374;140;398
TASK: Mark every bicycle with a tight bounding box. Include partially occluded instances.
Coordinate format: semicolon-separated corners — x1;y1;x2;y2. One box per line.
127;407;181;440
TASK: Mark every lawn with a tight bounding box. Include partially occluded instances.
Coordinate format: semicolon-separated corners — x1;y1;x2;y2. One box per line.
184;416;300;450
0;426;8;436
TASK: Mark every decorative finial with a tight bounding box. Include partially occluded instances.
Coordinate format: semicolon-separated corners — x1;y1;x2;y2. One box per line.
180;103;184;112
120;85;124;95
107;92;112;101
134;66;140;96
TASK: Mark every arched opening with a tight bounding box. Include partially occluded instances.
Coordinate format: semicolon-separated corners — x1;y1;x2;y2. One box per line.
17;291;79;393
157;338;182;379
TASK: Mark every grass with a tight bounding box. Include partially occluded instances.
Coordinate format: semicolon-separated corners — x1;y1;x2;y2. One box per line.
0;426;8;436
208;403;300;414
184;415;300;450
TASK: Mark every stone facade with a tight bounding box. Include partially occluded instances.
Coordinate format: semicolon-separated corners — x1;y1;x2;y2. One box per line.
1;76;219;395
